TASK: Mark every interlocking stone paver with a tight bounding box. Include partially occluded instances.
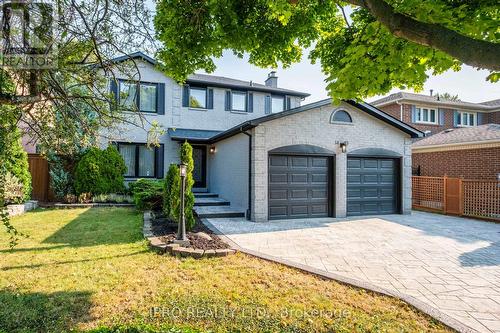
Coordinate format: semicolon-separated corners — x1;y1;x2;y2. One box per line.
206;211;500;333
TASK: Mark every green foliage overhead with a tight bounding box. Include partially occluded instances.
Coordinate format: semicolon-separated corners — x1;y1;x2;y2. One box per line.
154;0;499;100
74;146;126;195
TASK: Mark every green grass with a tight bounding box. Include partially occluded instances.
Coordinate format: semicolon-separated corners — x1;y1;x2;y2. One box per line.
0;208;452;333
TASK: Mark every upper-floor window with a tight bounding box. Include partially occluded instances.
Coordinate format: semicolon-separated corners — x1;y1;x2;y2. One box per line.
456;111;476;127
183;85;213;110
189;87;207;109
272;95;284;113
231;91;247;112
415;107;438;124
119;80;158;113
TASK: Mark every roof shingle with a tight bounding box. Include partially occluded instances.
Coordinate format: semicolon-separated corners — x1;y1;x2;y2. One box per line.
412;124;500;147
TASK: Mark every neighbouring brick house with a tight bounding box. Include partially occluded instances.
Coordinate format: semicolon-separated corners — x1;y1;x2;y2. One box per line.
412;124;500;180
371;92;500;136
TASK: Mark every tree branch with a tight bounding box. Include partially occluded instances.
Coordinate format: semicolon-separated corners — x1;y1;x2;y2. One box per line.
346;0;500;71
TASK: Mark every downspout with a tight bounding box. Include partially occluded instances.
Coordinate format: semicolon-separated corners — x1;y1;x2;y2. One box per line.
397;101;403;121
242;129;252;220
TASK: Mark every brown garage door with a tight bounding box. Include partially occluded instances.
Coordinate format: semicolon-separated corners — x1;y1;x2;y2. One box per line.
268;154;331;220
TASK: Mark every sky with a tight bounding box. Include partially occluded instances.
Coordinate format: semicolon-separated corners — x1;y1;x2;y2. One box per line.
201;50;499;105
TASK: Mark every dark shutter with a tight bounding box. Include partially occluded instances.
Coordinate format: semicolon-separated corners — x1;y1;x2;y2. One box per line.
410;105;416;123
283;96;287;110
438;109;444;125
182;84;190;107
286;96;291;110
155;144;165;179
157;83;165;115
477;113;483;125
453;110;459;127
207;88;214;109
110;79;118;108
225;90;232;111
265;95;271;114
247;92;253;112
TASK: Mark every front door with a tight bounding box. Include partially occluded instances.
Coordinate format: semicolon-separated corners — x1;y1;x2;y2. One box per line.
192;146;207;188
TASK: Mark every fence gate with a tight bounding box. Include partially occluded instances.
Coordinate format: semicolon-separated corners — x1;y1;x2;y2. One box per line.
444;178;462;215
28;154;50;202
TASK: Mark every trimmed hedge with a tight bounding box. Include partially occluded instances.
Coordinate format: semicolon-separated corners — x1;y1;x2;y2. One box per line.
74;146;126;195
129;179;164;211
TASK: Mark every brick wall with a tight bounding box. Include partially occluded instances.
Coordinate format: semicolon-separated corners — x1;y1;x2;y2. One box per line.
379;103;500;135
413;147;500;180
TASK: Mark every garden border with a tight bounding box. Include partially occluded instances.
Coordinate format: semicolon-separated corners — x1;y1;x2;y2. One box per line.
143;211;236;259
201;218;475;333
53;203;135;209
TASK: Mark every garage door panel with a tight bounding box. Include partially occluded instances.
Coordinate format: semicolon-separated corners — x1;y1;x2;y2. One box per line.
291;156;308;167
269;154;331;220
347;157;398;216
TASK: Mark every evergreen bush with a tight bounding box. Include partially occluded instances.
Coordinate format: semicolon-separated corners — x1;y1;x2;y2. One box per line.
3;128;31;201
73;146;126;195
129;179;164;210
163;164;179;218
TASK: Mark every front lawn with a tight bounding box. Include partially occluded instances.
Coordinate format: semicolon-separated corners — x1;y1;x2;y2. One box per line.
0;208;451;333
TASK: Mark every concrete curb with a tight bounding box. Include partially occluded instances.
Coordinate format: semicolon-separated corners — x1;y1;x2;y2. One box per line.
201;218;475;333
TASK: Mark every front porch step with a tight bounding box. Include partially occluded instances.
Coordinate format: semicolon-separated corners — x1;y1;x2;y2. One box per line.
192;188;208;193
194;192;219;198
194;197;230;207
194;205;245;218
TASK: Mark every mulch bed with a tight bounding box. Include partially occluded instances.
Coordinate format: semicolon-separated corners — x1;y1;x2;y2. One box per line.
151;215;230;250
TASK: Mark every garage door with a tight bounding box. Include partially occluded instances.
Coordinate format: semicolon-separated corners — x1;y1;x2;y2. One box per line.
347;157;399;216
269;155;331;220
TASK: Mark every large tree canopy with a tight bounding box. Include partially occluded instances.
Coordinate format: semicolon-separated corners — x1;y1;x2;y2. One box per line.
155;0;499;100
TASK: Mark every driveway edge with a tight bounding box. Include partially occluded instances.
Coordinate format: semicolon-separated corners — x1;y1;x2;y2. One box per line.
201;218;477;333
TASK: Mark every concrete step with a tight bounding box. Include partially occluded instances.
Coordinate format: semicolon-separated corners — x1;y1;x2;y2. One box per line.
194;197;230;207
193;192;219;198
192;188;209;193
194;205;245;218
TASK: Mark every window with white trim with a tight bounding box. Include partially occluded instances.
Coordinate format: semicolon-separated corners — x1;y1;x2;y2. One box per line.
456;111;476;127
415;107;438;124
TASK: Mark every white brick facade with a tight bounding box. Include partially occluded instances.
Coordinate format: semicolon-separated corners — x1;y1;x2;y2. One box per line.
248;102;412;221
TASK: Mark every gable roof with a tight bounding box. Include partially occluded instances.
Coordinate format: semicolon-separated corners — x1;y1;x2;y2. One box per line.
108;52;310;97
207;99;423;143
413;124;500;149
371;92;500;112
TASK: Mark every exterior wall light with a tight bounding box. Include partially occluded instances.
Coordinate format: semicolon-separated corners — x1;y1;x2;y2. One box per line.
209;146;216;154
335;141;348;153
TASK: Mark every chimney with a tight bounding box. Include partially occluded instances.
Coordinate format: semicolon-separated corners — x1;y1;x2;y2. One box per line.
265;71;278;88
430;89;433;96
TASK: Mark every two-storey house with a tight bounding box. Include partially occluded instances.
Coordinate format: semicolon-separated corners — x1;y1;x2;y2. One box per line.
371;92;500;136
100;52;423;222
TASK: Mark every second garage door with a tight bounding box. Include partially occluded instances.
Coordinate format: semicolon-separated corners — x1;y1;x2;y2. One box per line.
347;157;399;216
269;154;331;220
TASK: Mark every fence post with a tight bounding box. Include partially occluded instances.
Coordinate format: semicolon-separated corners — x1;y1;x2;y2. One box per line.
459;178;463;216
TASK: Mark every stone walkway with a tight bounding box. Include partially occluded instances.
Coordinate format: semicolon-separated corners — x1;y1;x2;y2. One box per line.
205;212;500;333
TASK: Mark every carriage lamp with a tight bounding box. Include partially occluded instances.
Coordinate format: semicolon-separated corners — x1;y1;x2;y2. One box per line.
209;146;216;154
175;163;189;246
336;141;348;153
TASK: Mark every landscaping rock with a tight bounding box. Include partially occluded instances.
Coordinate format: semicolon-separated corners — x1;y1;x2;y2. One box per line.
191;249;205;259
215;249;235;257
165;243;180;254
203;249;216;258
193;232;212;241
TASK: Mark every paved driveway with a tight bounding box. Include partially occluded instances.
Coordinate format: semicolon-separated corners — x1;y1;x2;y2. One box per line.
205;212;500;333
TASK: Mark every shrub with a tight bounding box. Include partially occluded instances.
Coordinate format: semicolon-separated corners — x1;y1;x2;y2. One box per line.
130;179;164;210
74;146;126;195
163;164;179;218
92;193;134;204
3;128;31;201
163;142;195;229
64;194;77;204
78;192;92;203
49;163;74;200
3;172;24;205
